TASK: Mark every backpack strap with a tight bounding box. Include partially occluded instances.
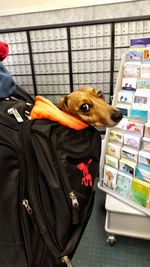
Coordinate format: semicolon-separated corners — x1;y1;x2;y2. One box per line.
20;120;75;267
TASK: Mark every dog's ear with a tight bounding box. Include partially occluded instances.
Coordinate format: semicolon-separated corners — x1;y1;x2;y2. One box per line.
57;96;69;111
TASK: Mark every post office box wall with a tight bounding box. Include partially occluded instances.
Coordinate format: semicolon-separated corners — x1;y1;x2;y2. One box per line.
1;19;150;106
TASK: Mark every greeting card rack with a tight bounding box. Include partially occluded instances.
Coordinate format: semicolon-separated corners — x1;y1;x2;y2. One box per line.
98;40;150;217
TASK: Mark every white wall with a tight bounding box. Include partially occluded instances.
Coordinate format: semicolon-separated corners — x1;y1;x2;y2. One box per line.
0;0;148;30
0;0;135;16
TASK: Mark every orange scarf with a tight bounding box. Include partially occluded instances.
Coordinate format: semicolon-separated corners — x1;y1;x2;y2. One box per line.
30;96;88;130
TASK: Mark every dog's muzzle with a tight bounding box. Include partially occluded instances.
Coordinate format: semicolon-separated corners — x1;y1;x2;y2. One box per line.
111;110;123;123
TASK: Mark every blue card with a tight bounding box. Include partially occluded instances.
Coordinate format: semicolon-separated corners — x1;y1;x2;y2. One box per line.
130;109;148;122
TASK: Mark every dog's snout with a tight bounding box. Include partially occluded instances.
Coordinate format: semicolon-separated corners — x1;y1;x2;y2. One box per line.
111;110;123;122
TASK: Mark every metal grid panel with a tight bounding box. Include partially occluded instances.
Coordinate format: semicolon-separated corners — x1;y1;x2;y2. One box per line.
0;31;34;96
70;24;112;103
29;27;70;104
1;18;150;106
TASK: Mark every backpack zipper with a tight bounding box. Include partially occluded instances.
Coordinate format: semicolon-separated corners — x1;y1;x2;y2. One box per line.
3;141;33;267
21;207;33;267
20;121;64;260
58;144;91;158
0;126;33;266
23;123;76;266
17;143;33;267
69;192;79;225
8;107;24;123
1;143;32;267
61;256;74;267
32;128;79;224
20;121;86;267
51;127;80;225
22;199;33;215
69;192;79;208
56;126;98;158
22;200;74;267
20;122;48;233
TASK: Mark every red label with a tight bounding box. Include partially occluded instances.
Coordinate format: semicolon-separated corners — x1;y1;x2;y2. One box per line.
77;159;93;187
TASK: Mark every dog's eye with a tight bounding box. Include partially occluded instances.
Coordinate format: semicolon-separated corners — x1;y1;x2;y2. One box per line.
97;91;104;98
80;103;90;112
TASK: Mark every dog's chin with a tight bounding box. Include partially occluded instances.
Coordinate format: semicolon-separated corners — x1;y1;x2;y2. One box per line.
89;120;121;128
104;121;121;128
69;113;122;128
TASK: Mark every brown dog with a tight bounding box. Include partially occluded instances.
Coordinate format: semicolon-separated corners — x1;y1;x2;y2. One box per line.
57;86;123;127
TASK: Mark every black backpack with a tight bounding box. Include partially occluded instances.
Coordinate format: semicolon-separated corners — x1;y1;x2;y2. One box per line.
0;85;101;267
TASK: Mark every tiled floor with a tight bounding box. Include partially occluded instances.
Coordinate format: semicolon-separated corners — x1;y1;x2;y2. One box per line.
72;180;150;267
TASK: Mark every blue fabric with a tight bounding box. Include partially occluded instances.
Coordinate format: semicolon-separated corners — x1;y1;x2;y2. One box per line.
0;62;16;98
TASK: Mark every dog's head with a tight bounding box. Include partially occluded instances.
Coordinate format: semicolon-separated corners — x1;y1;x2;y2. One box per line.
57;86;123;127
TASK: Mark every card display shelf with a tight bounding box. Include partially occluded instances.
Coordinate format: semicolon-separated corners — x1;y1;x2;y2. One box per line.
105;194;150;244
98;51;150;243
98;53;150;216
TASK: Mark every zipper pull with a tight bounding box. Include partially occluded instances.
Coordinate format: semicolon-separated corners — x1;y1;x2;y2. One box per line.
8;108;23;123
69;192;79;224
61;256;74;267
25;102;33;120
10;96;18;101
22;199;33;215
69;192;79;208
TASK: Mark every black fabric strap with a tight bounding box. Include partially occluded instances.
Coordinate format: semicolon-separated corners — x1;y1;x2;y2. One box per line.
20;120;62;263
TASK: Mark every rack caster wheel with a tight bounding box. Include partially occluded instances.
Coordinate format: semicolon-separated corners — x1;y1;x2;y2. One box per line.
106;234;116;245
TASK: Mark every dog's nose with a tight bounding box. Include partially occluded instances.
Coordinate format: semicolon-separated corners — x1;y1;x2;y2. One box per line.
111;110;123;122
